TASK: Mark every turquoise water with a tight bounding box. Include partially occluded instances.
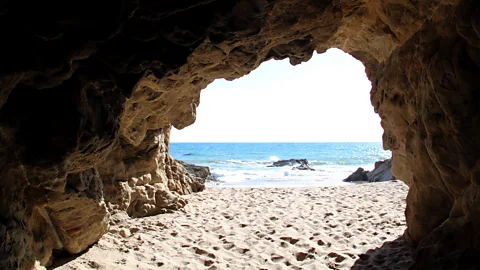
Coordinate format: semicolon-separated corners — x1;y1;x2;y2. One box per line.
169;142;391;187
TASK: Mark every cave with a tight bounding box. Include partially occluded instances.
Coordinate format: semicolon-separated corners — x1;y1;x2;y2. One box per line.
1;0;480;269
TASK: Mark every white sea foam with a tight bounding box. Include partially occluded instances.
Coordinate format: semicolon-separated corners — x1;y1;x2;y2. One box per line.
269;156;279;162
211;164;357;186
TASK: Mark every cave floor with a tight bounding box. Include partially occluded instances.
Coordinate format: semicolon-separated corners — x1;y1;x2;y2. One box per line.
51;181;413;270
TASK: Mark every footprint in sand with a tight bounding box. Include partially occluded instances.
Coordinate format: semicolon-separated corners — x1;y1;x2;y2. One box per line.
285;261;302;270
327;252;347;263
204;260;214;267
279;236;299;245
295;252;311;261
193;247;216;259
222;214;234;220
271;254;284;262
236;247;250;254
254;231;266;238
223;242;235;250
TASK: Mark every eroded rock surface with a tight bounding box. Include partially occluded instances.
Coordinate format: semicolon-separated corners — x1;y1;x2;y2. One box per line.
98;126;204;218
0;0;479;269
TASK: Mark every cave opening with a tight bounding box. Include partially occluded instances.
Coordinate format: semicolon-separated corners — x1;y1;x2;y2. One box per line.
153;49;413;269
170;48;392;187
1;0;479;269
157;49;413;269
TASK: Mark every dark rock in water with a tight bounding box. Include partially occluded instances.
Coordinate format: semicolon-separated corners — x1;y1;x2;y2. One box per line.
267;158;315;171
344;167;369;182
177;160;219;184
343;158;395;182
268;159;309;167
292;163;315;171
267;159;315;171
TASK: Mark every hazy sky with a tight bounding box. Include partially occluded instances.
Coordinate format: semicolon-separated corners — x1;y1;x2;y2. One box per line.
171;48;383;142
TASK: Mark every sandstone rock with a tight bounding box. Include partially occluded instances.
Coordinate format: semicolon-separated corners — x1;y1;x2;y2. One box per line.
98;126;203;218
176;160;219;184
26;169;109;267
0;0;478;269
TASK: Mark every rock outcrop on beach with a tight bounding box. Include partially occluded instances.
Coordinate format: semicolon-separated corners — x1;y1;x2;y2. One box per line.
344;159;395;183
98;127;204;219
344;167;370;182
368;159;395;182
176;160;219;184
1;0;480;269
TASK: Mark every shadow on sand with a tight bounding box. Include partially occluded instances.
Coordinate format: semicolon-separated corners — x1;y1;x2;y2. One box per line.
47;245;93;270
351;236;414;270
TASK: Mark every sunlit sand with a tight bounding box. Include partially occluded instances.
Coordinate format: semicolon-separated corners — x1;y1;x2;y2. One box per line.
53;181;413;270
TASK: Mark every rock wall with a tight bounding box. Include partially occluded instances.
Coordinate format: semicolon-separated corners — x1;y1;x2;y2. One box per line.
372;1;480;267
0;0;479;269
98;126;204;218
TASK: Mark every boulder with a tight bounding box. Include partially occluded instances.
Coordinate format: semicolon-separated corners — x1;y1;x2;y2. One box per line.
176;160;219;184
367;159;395;182
343;159;395;182
343;167;370;182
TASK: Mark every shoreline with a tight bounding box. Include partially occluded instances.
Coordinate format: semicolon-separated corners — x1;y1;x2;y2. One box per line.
205;180;352;188
53;181;413;270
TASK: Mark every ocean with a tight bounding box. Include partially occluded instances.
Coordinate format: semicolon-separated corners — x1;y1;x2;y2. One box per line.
169;142;391;187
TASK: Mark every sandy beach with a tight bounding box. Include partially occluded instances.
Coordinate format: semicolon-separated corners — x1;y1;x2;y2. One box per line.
51;181;413;270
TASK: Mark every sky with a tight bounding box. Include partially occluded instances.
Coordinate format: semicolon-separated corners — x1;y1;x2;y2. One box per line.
170;48;384;142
